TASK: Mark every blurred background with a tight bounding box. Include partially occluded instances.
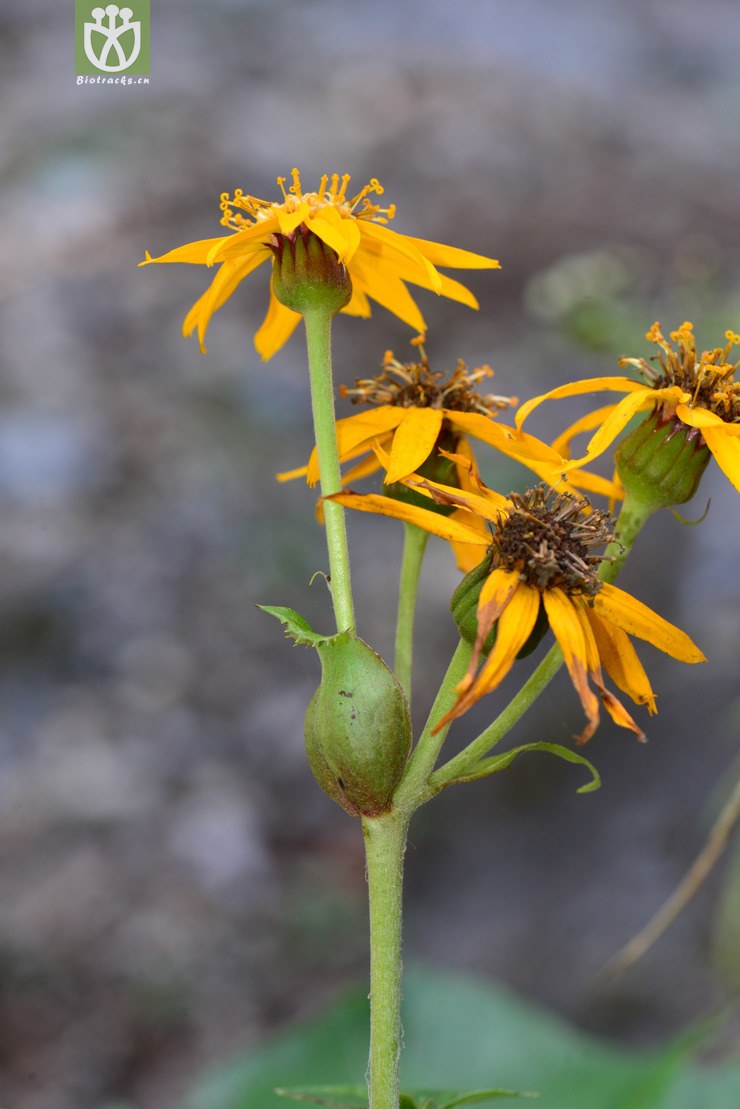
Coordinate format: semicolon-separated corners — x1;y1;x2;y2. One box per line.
1;0;740;1105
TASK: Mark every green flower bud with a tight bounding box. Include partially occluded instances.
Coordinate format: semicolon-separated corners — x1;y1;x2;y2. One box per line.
450;554;549;659
615;408;711;512
305;631;411;816
259;606;410;816
271;228;352;317
450;551;495;651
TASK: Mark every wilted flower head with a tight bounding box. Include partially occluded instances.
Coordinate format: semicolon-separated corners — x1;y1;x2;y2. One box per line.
332;460;705;742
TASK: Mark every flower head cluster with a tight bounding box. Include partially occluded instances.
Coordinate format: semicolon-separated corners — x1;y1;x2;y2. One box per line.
279;338;559;484
278;339;620;569
141;170;500;360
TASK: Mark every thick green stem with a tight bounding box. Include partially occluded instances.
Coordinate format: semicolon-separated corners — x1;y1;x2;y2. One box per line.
394;638;473;810
362;811;409;1109
429;641;564;791
394;523;429;700
429;491;656;790
302;308;355;633
600;490;655;583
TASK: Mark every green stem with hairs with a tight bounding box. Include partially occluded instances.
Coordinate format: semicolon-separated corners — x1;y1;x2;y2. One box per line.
600;489;656;583
393;638;473;810
362;810;409;1109
394;523;429;700
302;307;355;633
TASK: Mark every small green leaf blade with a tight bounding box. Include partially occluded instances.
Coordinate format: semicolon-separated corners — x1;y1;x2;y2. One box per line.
432;1087;538;1107
257;604;330;648
275;1084;368;1107
451;742;601;794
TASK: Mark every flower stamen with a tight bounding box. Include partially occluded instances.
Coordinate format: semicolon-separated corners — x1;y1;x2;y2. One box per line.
491;486;617;596
620;321;740;424
340;340;517;416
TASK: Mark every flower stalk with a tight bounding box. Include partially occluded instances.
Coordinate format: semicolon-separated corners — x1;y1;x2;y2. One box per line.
394;523;429;699
303;307;356;633
362;810;409;1109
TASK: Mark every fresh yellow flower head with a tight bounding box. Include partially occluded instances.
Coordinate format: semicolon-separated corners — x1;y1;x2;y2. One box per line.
516;321;740;495
331;460;705;743
140;170;501;361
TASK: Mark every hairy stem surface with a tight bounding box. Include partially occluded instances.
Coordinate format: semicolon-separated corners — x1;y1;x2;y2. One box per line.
303;308;355;633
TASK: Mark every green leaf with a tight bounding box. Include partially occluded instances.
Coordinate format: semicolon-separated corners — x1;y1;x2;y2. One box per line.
273;1088;535;1109
184;964;740;1109
411;1088;537;1107
274;1085;367;1107
437;1090;538;1107
257;605;331;648
449;743;601;793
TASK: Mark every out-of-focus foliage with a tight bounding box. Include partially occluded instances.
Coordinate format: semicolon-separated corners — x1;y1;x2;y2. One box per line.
186;966;740;1109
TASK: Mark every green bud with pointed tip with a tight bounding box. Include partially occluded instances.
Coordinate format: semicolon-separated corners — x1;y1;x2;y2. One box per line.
305;631;411;816
450;551;496;652
450;554;549;660
271;227;352;317
259;606;411;816
615;408;711;511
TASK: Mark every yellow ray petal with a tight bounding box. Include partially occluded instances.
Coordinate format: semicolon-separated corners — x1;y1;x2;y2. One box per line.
563;387;687;470
471;581;540;692
362;237;481;306
433;584;539;734
403;235;501;271
329;491;488;543
361;243;480;307
275;463;309;483
449;412;565;469
551;405;621;458
473;566;524;658
675;404;740;435
306;205;362;263
140;237;233;266
340;451;385;484
358;221;442;290
276;201;310;237
585;608;657;712
349;256;427;332
301;408;404;486
596;686;646;741
593;583;706;663
384;408;444;484
558;466;624;501
575;600;646;742
433;272;480;309
207;218;280;263
703;426;740;492
543;589;601;742
342;285;372;318
254;285;302;361
515;377;650;430
183;253;269;352
449;507;490;572
409;476;510;523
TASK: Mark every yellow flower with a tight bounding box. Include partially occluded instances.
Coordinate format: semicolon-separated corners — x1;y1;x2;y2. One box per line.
140;170;501;361
278;339;621;570
516;322;740;493
331;462;705;742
